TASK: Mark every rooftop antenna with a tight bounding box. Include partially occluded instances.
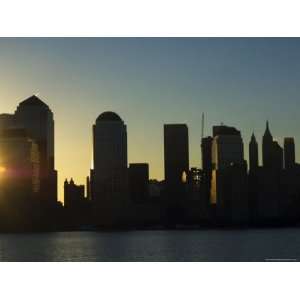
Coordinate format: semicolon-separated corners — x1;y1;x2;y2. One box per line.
201;113;205;140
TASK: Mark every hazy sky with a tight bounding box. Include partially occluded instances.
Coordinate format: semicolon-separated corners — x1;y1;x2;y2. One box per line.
0;38;299;202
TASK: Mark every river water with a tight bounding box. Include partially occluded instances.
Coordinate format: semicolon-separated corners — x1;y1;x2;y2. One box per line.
0;228;299;261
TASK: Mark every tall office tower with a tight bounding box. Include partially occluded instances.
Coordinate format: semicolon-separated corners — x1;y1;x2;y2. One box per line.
248;133;259;223
262;121;273;168
129;163;149;203
91;111;128;227
273;140;283;170
284;137;296;169
164;124;189;191
254;122;283;222
249;133;259;172
211;125;244;170
187;167;202;201
262;121;283;170
164;124;189;224
14;95;57;205
0;128;40;228
201;136;213;212
0;114;16;133
210;125;248;223
86;176;91;201
201;136;213;175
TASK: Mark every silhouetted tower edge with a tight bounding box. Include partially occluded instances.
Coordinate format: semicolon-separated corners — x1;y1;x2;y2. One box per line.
201;113;204;140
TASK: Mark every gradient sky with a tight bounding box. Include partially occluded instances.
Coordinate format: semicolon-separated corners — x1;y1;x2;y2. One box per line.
0;38;299;202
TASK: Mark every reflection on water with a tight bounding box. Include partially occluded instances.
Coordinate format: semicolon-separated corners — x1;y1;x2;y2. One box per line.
0;228;299;261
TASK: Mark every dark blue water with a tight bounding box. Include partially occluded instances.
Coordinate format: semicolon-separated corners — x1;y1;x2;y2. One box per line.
0;228;299;261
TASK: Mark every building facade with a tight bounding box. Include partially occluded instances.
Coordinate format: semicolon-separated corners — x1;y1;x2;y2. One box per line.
210;125;248;223
14;95;57;205
91;111;128;227
0;128;40;229
249;133;259;172
284;137;296;169
164;124;189;192
129;163;149;203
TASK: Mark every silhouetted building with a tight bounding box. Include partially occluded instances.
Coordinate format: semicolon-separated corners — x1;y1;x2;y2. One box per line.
249;123;284;224
262;121;273;168
255;167;281;222
213;125;241;137
184;168;208;224
64;178;85;209
273;140;283;170
86;176;91;201
187;168;202;200
210;125;248;223
280;165;300;222
201;136;213;174
0;128;40;229
14;95;57;205
149;179;163;199
164;124;189;192
249;133;259;172
164;124;189;224
211;125;244;170
129;163;149;203
201;136;213;207
91;111;128;227
284;137;295;169
64;178;91;228
262;121;283;171
248;133;259;223
0;114;16;133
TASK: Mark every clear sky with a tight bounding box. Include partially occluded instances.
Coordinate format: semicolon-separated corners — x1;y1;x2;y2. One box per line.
0;38;299;202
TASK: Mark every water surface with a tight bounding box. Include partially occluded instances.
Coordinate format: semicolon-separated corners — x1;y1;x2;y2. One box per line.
0;228;299;261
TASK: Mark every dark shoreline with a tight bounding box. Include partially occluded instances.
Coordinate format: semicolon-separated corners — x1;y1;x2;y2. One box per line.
1;222;300;234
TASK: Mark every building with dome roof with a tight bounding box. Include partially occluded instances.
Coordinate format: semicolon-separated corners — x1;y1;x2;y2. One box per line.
96;111;123;123
91;111;128;227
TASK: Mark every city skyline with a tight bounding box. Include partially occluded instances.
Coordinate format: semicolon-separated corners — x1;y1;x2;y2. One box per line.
1;38;300;202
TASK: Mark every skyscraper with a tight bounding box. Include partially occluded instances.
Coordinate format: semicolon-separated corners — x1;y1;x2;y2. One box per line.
91;111;128;227
14;95;57;205
210;125;248;223
164;124;189;224
262;121;273;169
211;125;244;170
129;163;149;203
164;124;189;189
249;133;259;172
201;136;213;176
262;121;283;170
201;136;213;211
273;140;284;170
0;128;40;229
284;137;296;169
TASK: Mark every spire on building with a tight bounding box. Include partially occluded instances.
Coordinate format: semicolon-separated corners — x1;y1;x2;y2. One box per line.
264;120;272;138
250;131;257;143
